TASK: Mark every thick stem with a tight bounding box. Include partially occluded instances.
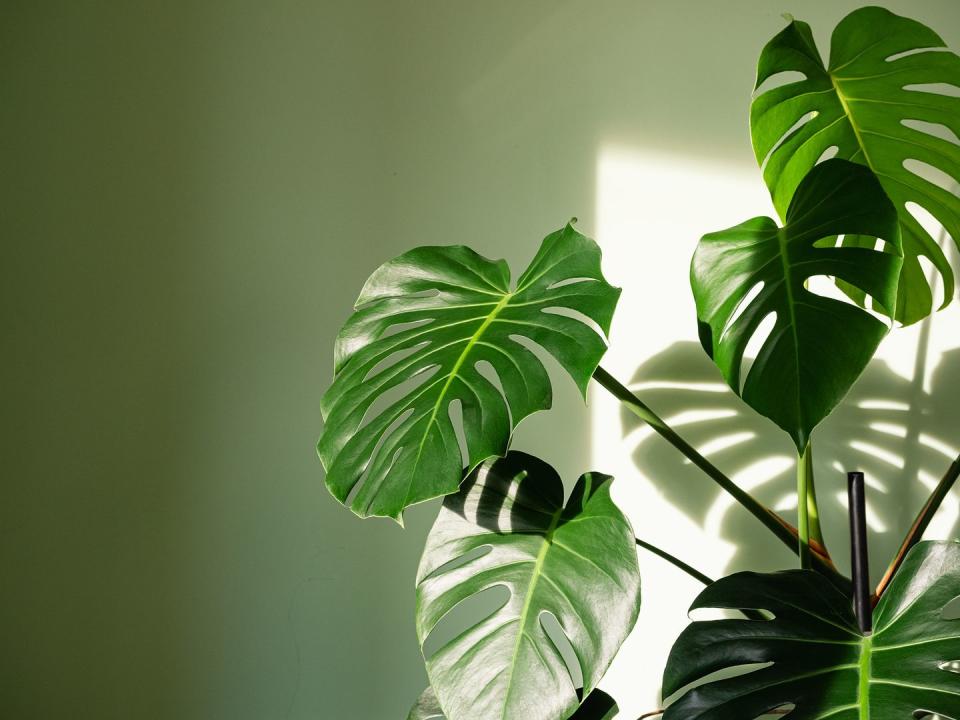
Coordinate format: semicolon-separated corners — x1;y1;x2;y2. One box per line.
875;453;960;601
592;366;839;577
635;538;768;622
594;366;794;548
797;444;812;569
804;442;825;549
635;538;713;586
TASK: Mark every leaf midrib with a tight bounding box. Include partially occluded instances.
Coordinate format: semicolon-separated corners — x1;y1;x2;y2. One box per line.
829;72;876;170
858;634;872;720
500;506;563;718
775;227;806;443
411;291;515;470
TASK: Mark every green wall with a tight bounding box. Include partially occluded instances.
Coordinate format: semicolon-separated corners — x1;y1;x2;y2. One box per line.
2;1;959;718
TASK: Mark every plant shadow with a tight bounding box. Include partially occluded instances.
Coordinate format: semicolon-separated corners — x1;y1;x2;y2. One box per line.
621;341;960;580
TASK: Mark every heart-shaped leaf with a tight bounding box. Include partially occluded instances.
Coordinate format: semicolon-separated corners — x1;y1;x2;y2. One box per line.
416;452;640;720
662;540;960;719
406;687;618;720
692;158;901;450
319;224;620;520
751;6;960;325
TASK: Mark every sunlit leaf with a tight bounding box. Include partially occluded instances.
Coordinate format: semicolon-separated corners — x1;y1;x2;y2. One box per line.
416;452;640;720
692;159;901;450
752;6;960;325
319;225;619;520
406;686;618;720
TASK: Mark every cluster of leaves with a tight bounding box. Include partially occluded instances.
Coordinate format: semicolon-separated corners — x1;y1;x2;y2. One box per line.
318;6;960;719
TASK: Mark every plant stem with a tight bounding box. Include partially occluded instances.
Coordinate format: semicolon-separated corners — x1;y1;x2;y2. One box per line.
635;538;713;586
593;365;844;587
875;452;960;600
797;444;812;569
804;442;825;549
593;365;798;556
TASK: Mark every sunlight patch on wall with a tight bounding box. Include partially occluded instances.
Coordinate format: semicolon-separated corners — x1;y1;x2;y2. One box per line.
589;144;960;715
590;146;773;713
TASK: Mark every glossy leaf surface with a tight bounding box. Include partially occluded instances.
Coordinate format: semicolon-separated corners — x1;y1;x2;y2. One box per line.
319;225;619;519
416;452;640;720
406;687;618;720
692;159;901;450
751;6;960;325
662;541;960;719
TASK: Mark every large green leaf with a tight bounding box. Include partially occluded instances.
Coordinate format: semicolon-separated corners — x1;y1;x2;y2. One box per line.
406;687;618;720
318;224;620;520
415;452;640;720
662;540;960;719
751;6;960;325
692;158;901;450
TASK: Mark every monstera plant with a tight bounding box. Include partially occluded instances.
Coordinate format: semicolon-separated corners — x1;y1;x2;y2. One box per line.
318;7;960;719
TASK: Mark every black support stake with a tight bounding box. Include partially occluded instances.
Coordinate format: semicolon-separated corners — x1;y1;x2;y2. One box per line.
848;471;871;633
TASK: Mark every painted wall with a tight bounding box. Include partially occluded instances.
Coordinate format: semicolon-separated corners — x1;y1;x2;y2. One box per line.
2;1;959;718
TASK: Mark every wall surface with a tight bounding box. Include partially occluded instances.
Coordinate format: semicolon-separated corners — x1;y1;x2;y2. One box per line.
3;1;960;718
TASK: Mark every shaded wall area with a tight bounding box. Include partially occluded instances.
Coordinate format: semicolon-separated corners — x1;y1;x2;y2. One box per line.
2;1;960;718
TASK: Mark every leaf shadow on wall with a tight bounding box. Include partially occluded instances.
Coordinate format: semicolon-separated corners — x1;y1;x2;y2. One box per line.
621;340;960;580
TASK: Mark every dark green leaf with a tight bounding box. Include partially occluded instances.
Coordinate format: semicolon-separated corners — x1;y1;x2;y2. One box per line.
692;159;901;450
318;224;620;520
751;6;960;325
662;540;960;719
416;452;640;720
406;687;618;720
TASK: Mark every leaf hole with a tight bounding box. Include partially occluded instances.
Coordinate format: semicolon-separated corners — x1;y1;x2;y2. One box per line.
816;145;839;164
754;70;807;96
760;112;817;173
475;360;509;407
541;306;606;339
346;436;406;509
421;584;511;660
805;275;890;325
447;399;469;467
508;334;568;394
661;662;773;707
906;201;956;240
904;201;955;309
902;118;960;146
903;159;960;196
886;47;949;63
939;660;960;674
904;82;960;98
363;340;431;382
380;316;434;339
546;277;595;290
720;281;765;345
357;364;441;432
420;544;493;584
540;610;584;689
689;607;774;622
739;311;777;394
